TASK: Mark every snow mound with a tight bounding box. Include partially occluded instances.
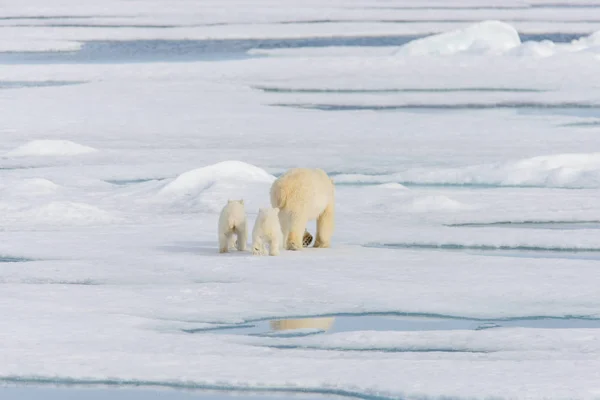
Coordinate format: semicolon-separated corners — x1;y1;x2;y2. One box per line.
356;184;467;214
443;153;600;188
19;202;118;225
0;178;60;196
14;178;61;195
510;40;558;58
157;161;276;212
568;30;600;52
5;140;98;157
510;31;600;58
405;195;465;212
334;153;600;189
160;161;275;195
397;20;521;56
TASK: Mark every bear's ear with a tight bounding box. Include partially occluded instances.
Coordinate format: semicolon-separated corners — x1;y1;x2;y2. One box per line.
240;199;244;205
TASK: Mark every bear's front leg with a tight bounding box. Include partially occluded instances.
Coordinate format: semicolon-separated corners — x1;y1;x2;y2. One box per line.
252;236;266;256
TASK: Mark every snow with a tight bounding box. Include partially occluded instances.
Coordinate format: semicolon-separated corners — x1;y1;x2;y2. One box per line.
5;140;98;157
397;20;522;56
155;162;276;213
333;153;600;188
1;1;600;399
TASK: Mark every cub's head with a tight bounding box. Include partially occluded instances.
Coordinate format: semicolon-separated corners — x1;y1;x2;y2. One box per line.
258;207;279;218
228;199;244;206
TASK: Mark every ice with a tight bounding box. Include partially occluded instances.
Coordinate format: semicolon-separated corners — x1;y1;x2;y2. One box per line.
2;1;600;399
396;20;522;56
333;152;600;188
5;140;98;157
0;39;81;52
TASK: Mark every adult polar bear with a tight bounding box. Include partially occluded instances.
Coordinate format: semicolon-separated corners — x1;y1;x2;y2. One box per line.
270;168;335;250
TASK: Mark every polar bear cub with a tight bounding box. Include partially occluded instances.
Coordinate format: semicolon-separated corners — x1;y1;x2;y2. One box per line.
218;199;247;253
252;207;283;256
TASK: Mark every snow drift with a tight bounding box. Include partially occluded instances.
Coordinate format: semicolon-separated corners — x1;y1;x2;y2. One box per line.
397;20;521;56
156;161;276;212
334;153;600;189
5;140;98;157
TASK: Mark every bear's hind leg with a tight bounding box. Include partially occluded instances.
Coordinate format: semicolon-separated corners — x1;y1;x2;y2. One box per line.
314;203;334;248
227;232;236;250
235;223;247;251
287;212;307;251
269;235;281;256
278;210;290;247
219;231;230;253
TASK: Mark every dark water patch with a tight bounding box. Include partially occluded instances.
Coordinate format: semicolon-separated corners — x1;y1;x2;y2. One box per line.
0;256;33;262
0;15;102;20
362;5;528;10
105;178;165;186
520;32;592;42
274;19;600;25
561;120;600;127
0;32;584;64
333;181;526;189
0;386;337;400
273;103;600;112
7;23;178;28
0;377;391;400
368;242;600;261
255;86;545;94
182;324;257;334
264;344;489;353
19;278;101;285
367;242;600;253
532;3;600;8
448;220;600;230
0;80;85;89
181;313;600;338
0;37;421;64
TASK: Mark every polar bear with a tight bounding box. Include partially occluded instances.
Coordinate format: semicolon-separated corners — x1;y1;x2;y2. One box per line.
270;168;335;250
218;199;247;253
251;207;283;256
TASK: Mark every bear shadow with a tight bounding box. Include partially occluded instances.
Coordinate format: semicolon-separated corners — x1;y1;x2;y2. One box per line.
157;241;251;257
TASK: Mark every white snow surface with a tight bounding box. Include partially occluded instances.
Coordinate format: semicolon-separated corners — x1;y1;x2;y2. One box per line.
2;1;600;399
5;140;98;157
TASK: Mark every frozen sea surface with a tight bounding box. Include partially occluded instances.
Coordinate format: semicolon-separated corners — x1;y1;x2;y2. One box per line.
2;1;600;400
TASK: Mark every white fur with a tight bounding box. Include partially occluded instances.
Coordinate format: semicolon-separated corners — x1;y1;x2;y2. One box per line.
270;168;335;250
251;207;283;256
218;199;247;253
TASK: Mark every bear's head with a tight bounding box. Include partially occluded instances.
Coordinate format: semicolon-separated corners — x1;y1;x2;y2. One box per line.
258;207;279;217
